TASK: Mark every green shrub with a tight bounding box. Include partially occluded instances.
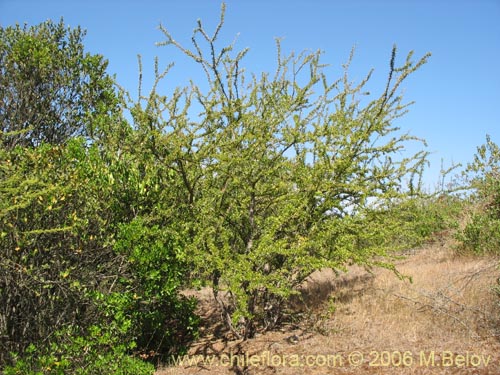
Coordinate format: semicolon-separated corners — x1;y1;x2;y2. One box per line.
457;135;500;255
0;137;198;371
456;136;500;337
458;212;500;255
148;4;432;339
0;20;118;148
112;218;200;359
1;18;199;372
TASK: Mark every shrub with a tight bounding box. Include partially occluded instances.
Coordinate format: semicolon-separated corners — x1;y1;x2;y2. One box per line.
1;18;200;372
145;4;432;338
0;137;198;372
457;135;500;255
458;212;500;255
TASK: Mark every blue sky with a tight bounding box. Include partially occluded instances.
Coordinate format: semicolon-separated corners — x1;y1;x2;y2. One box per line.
1;0;499;190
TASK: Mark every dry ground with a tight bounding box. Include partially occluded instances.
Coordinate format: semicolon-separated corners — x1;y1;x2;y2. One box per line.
157;238;500;374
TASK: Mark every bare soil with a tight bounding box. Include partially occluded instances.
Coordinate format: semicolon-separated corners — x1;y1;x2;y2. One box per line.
157;238;500;374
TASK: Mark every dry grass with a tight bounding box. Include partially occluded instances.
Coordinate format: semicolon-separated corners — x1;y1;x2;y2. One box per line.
157;239;500;374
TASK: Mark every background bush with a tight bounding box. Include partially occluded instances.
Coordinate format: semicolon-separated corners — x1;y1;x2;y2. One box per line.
379;193;462;250
457;135;500;255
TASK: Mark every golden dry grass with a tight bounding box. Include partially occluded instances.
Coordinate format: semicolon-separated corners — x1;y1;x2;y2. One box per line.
157;239;500;375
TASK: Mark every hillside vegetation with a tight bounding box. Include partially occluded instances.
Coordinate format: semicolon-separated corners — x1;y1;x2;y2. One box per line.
1;5;499;375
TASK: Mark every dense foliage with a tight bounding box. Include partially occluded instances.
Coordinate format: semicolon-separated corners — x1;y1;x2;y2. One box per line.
0;135;199;372
0;19;118;148
454;135;500;332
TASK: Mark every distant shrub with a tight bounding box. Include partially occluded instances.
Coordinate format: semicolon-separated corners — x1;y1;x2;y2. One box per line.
457;135;500;255
0;137;198;373
457;212;500;255
375;194;462;251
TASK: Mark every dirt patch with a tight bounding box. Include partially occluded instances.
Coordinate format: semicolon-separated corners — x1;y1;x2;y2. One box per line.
159;243;500;374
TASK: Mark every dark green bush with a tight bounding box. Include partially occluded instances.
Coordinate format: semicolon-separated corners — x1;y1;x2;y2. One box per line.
113;218;200;359
0;137;198;373
0;20;118;148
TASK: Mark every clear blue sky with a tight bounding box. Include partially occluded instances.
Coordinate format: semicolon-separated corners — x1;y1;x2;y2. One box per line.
1;0;499;190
